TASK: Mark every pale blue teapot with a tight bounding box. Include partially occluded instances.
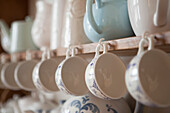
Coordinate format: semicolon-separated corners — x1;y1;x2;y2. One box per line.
84;0;134;42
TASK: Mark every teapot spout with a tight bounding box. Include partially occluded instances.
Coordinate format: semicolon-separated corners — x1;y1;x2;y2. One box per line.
0;19;11;53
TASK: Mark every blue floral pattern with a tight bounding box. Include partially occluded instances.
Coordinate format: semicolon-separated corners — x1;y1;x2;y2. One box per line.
32;62;49;92
106;104;118;113
69;96;100;113
86;57;110;100
55;61;72;95
126;56;156;107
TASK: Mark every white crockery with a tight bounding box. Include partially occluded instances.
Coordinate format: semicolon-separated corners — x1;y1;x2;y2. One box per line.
50;0;66;49
56;47;89;96
85;40;127;100
18;92;56;113
31;0;52;48
128;0;170;36
15;51;38;91
61;0;91;47
1;53;21;90
33;48;59;92
62;93;131;113
0;64;5;89
1;63;20;90
4;95;22;113
0;54;9;89
126;34;170;107
15;60;37;91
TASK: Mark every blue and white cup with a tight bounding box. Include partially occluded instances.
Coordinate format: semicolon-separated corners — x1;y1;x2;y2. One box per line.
85;39;127;100
55;47;89;96
125;34;170;107
32;48;59;92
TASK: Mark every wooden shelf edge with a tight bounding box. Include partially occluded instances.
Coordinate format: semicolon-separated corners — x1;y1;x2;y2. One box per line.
56;31;170;56
2;31;170;60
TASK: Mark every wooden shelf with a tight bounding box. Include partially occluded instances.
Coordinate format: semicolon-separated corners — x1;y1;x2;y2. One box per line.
2;31;170;61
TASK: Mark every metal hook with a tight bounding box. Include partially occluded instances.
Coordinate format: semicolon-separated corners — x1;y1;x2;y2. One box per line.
11;54;19;62
95;38;105;57
66;46;72;59
26;50;32;61
142;31;150;39
41;47;50;61
99;38;105;45
103;43;108;54
0;53;7;64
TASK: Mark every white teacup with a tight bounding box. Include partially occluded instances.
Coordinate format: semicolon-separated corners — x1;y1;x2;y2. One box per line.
0;64;5;89
1;63;20;90
1;54;20;90
126;34;170;107
85;40;127;100
0;54;9;89
55;47;89;96
15;51;38;91
32;48;59;92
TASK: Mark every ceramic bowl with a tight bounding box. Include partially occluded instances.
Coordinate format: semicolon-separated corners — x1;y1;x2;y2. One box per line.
62;93;132;113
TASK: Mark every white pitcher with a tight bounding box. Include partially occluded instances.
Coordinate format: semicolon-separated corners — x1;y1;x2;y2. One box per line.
61;0;91;48
128;0;170;36
50;0;66;49
32;0;52;48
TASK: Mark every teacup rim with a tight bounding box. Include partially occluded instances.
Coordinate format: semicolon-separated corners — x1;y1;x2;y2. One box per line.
58;56;89;96
15;60;38;91
137;48;170;107
93;52;127;99
1;62;20;90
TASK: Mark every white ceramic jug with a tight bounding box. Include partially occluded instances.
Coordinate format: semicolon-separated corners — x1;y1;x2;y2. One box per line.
128;0;170;36
50;0;66;49
61;0;91;48
32;0;52;48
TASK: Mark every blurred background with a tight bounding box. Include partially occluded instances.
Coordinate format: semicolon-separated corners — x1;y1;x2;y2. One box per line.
0;0;35;104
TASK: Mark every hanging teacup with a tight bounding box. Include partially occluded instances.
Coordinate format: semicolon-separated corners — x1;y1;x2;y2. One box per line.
1;54;21;90
85;39;127;99
15;50;38;91
126;33;170;107
55;47;89;96
32;48;59;92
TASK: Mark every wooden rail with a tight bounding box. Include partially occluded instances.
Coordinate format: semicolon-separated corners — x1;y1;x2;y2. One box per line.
1;31;170;61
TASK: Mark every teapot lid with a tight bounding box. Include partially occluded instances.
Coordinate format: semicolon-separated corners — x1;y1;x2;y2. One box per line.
12;16;32;25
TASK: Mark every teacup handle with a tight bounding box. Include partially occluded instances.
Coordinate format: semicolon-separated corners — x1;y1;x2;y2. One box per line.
95;38;104;57
71;47;76;57
66;47;71;59
103;43;108;54
1;53;7;64
41;47;50;61
26;50;32;61
137;33;154;55
11;54;19;62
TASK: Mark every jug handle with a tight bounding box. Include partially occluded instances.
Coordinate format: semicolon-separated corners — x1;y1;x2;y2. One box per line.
153;0;169;27
86;0;102;34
